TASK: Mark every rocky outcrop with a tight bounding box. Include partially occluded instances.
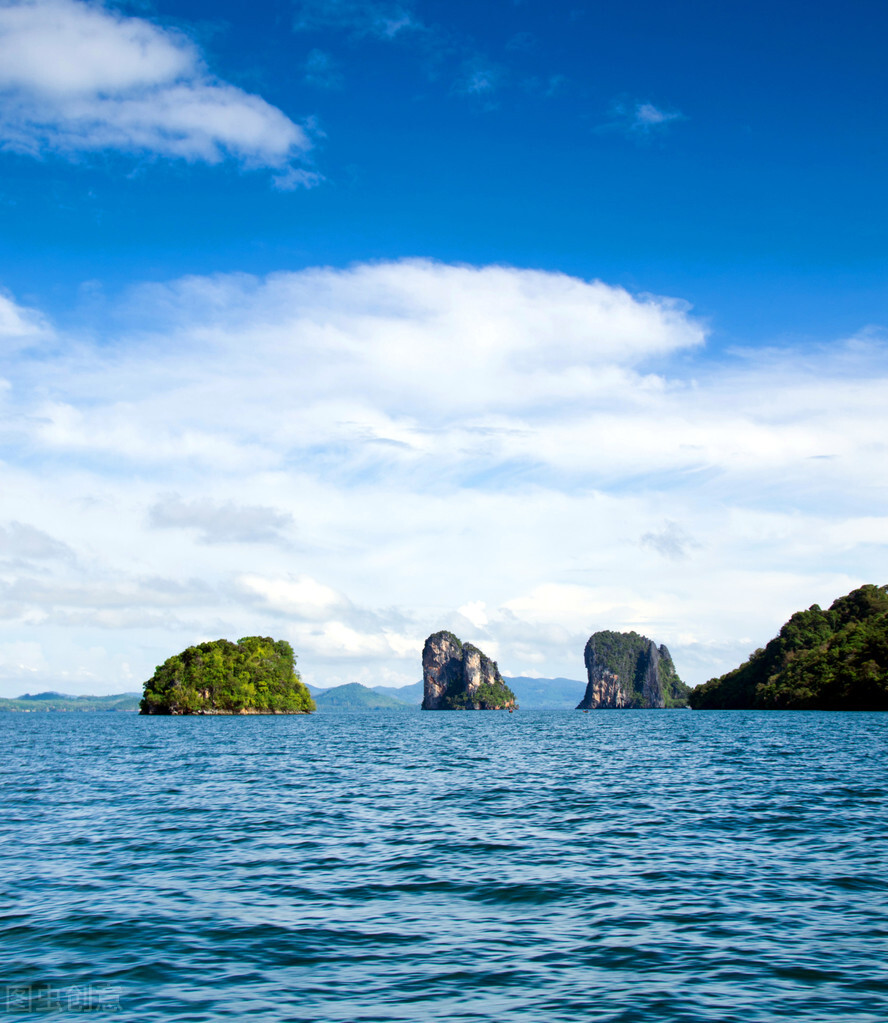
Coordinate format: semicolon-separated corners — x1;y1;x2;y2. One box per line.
422;631;517;710
583;668;628;708
577;631;688;709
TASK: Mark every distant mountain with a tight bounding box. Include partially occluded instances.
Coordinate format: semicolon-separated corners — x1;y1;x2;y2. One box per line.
310;677;588;710
370;681;424;704
505;676;587;709
374;677;587;709
0;692;142;712
313;682;416;712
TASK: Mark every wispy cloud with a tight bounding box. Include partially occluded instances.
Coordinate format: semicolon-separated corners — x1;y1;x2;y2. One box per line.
0;0;314;180
640;520;701;560
0;521;73;561
149;495;294;546
453;59;503;102
293;0;421;39
0;288;52;349
304;48;343;90
600;97;685;139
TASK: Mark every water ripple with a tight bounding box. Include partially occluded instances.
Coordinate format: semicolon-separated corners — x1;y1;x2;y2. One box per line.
1;710;887;1021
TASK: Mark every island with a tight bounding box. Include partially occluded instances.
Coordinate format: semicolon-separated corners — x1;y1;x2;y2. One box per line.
689;584;888;710
422;631;517;710
577;630;689;708
140;637;316;715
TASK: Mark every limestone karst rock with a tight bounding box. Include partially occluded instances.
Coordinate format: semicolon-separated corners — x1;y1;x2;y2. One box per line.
422;631;517;710
577;631;688;709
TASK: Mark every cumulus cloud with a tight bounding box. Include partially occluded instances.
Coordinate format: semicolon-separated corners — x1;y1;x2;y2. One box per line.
239;574;348;621
1;259;886;693
0;0;312;174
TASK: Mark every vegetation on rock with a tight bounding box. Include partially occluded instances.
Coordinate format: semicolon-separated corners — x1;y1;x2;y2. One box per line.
689;585;888;710
578;630;689;709
422;632;517;710
140;637;315;715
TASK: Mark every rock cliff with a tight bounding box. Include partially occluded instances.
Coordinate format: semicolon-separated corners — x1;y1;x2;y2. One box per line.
577;630;688;709
422;631;517;710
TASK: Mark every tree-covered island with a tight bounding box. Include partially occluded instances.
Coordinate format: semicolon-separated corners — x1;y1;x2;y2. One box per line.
140;637;315;715
689;584;888;710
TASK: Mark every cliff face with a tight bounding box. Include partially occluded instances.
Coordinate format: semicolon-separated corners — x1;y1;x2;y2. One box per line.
577;631;688;709
422;631;517;710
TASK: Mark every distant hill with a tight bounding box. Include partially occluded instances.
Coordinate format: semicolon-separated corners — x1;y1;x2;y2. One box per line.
370;681;424;704
373;677;587;709
506;676;587;709
313;682;416;712
0;692;142;712
690;584;888;710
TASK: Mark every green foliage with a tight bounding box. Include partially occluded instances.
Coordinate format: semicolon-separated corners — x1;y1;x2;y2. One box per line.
689;585;888;710
140;637;316;715
585;630;688;707
443;677;517;710
437;643;516;709
659;658;691;708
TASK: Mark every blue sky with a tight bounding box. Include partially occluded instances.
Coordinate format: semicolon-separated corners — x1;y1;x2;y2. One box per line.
0;0;886;694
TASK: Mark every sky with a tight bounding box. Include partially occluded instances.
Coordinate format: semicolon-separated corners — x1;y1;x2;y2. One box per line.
0;0;886;696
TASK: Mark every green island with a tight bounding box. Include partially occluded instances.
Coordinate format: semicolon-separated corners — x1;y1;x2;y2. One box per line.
140;636;315;715
689;584;888;710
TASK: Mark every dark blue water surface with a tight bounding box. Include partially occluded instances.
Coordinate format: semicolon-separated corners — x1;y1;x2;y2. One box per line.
2;710;887;1022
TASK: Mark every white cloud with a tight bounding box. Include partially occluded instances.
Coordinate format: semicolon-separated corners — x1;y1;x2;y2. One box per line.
0;260;886;694
601;98;684;138
240;574;348;621
632;102;682;130
0;289;52;349
0;0;312;173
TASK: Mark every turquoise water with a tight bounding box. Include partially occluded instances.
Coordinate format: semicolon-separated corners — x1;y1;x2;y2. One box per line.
2;710;887;1022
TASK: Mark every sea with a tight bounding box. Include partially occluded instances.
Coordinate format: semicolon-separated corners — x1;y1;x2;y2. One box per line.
2;709;887;1022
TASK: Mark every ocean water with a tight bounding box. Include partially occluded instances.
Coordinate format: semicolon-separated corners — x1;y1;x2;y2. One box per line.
2;710;887;1023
